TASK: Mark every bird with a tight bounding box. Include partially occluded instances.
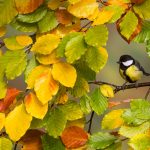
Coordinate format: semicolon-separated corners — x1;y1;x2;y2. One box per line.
117;55;150;84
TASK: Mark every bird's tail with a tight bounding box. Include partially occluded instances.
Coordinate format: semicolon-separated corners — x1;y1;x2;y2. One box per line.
143;72;150;76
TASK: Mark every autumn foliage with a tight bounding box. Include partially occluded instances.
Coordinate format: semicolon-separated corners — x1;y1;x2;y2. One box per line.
0;0;150;149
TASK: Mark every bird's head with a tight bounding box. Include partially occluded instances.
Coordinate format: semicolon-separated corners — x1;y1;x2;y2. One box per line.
117;55;134;67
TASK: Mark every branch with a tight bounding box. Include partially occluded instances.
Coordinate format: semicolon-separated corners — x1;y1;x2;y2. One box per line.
145;87;150;100
0;41;5;48
79;21;92;32
89;81;150;93
88;111;95;134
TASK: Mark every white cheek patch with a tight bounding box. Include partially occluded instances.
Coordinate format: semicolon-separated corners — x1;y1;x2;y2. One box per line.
122;60;133;66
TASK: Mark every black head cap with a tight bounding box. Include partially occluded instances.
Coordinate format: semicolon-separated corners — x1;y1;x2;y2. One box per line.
117;55;134;64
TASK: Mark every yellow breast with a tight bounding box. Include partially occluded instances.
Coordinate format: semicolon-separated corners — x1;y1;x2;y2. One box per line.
126;65;143;82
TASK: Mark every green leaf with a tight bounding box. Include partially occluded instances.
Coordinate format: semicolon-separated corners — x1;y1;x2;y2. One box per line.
129;134;150;150
65;34;87;63
41;134;65;150
134;21;150;43
88;132;116;149
90;88;108;115
24;56;38;81
130;99;150;119
122;109;146;126
0;137;13;150
59;100;83;121
74;61;96;81
0;0;18;27
45;108;67;138
57;32;81;58
119;121;150;138
11;19;37;33
0;79;7;99
119;10;138;40
80;94;92;114
0;63;7;99
122;99;150;125
1;50;27;80
105;142;122;150
104;5;125;23
70;76;89;98
146;40;150;57
30;118;46;129
85;25;108;47
17;6;47;23
133;0;150;19
85;46;108;72
38;10;58;33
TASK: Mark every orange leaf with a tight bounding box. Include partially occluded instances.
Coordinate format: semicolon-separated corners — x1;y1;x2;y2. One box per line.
24;92;48;119
55;9;73;25
61;126;88;149
20;129;44;150
15;0;44;14
0;88;20;112
34;69;59;104
108;101;121;108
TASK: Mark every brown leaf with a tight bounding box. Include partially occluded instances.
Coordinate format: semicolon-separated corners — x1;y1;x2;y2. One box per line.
61;126;88;149
55;9;73;25
0;88;20;112
15;0;44;14
131;0;145;4
19;129;44;150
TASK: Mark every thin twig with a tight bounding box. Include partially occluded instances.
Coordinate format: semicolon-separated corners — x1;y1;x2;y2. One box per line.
79;21;92;32
145;87;150;100
0;41;5;48
89;81;150;94
88;111;95;134
14;142;18;150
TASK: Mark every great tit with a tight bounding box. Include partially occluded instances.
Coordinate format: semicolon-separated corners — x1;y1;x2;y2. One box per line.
117;55;150;83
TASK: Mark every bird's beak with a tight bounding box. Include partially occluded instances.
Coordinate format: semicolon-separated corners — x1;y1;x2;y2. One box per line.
117;61;120;64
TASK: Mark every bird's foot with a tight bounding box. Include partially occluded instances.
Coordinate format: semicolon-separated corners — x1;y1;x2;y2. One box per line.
135;82;139;89
122;81;128;91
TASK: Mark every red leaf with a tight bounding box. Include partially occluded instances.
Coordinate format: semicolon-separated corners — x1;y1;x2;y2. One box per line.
19;129;44;150
61;126;88;149
0;88;20;112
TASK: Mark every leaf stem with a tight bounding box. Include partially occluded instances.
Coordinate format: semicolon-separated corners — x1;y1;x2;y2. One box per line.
145;87;150;100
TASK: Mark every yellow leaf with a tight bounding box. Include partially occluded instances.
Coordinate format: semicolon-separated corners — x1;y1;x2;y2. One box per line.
26;65;50;89
102;109;124;130
48;0;62;10
100;84;114;98
0;49;2;56
88;7;99;21
24;92;48;119
92;9;114;25
5;103;32;141
16;35;33;47
68;0;98;18
55;87;69;104
31;34;60;55
34;69;59;104
36;50;60;65
0;113;5;131
52;62;77;88
0;26;6;37
4;36;24;50
66;118;85;129
51;23;80;38
107;0;128;8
